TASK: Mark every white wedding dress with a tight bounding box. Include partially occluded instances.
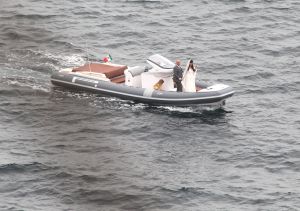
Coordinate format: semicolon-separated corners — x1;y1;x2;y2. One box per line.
182;60;197;92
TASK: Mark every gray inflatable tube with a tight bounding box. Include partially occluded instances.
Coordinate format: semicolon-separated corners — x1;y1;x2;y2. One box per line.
51;72;234;106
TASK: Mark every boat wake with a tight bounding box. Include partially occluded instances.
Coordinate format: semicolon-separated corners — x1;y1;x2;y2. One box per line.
0;74;50;95
4;49;85;74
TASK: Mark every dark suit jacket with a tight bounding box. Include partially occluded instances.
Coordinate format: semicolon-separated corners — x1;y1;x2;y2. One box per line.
173;65;183;81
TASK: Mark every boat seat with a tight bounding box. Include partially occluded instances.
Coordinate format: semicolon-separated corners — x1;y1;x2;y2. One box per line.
128;66;146;76
111;76;125;83
72;63;128;79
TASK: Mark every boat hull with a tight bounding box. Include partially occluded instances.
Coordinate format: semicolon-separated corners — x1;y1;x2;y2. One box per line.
51;72;234;106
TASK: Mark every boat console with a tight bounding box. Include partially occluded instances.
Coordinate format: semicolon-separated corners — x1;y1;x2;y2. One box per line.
124;54;175;91
141;54;175;91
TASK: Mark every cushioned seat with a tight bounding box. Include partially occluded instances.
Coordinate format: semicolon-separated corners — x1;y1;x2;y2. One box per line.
111;76;125;83
72;63;127;79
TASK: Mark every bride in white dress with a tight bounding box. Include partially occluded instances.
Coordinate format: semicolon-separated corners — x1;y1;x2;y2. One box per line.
182;59;197;92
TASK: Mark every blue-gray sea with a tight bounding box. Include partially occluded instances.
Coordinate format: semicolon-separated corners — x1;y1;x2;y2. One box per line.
0;0;299;210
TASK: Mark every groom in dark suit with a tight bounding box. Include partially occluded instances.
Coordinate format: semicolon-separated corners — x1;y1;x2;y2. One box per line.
173;60;183;92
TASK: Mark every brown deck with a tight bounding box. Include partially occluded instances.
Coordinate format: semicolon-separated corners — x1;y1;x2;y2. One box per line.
72;63;127;79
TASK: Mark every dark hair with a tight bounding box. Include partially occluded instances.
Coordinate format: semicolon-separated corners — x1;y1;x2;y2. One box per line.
189;60;196;72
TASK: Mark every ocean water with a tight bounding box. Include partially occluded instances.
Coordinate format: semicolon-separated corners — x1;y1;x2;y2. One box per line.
0;0;299;210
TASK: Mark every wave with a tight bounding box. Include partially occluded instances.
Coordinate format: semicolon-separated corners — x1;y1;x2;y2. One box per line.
110;31;147;38
78;174;100;183
241;71;275;80
54;171;74;179
13;14;58;20
0;162;54;174
1;30;32;41
143;106;230;122
101;40;140;48
4;49;85;73
125;0;162;2
123;0;175;10
111;13;140;21
145;21;167;27
0;74;50;95
229;6;251;13
73;11;102;16
1;27;61;47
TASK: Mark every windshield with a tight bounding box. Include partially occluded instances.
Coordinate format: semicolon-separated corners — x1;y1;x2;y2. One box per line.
147;54;174;69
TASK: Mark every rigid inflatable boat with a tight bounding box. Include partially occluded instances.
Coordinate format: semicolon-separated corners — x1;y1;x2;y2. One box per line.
51;54;234;106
